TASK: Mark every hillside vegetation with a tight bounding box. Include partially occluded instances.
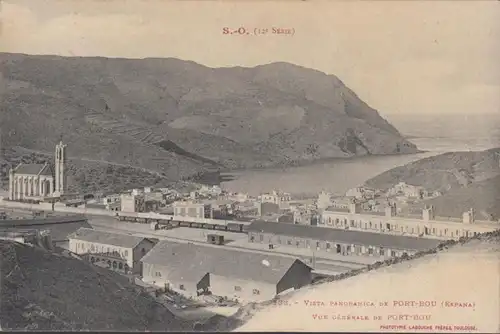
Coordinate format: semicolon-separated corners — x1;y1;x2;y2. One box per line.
0;147;186;194
364;148;500;219
1;53;417;183
0;240;192;331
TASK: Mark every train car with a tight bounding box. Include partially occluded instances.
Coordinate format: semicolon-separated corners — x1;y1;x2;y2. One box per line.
241;224;251;233
227;222;243;232
214;225;228;231
179;221;191;227
190;222;203;229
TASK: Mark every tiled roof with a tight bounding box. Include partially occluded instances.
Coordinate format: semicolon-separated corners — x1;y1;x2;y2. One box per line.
68;228;150;249
141;241;308;284
85;203;107;209
325;206;349;213
0;220;92;242
247;221;442;251
14;163;53;176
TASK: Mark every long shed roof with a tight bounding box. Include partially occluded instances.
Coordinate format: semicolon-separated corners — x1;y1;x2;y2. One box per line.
247;221;442;251
141;241;309;284
68;228;151;249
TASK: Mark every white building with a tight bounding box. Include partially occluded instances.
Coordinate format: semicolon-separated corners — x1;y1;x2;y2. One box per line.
68;228;156;274
316;191;333;210
387;182;425;199
172;201;213;219
8;140;67;201
199;185;223;197
345;187;376;200
259;190;292;209
120;193;145;213
321;202;499;240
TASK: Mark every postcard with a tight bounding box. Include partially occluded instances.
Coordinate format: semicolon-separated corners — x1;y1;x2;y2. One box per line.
0;0;499;332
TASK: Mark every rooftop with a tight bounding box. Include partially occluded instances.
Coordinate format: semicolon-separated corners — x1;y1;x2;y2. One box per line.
14;163;53;176
172;201;208;207
325;206;349;213
68;228;151;249
323;208;499;226
141;241;308;284
247;221;442;251
0;216;91;242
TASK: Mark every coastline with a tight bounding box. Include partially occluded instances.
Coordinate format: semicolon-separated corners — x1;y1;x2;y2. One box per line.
193;150;432;186
227;150;429;173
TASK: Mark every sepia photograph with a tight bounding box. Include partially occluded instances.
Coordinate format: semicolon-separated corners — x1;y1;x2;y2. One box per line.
0;0;499;332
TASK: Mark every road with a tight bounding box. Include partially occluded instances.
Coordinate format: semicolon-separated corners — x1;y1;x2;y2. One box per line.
88;215;366;273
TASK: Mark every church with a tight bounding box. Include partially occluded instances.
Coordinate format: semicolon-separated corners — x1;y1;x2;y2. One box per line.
8;140;67;201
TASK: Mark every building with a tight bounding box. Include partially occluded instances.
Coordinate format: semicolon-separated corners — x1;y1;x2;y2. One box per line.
120;193;145;213
199;185;223;197
141;241;312;302
201;199;236;218
68;228;156;274
259;190;292;209
345;187;376;200
228;192;249;203
8;140;67;201
258;202;280;216
246;220;443;258
316;191;333;210
101;193;121;205
173;201;213;219
0;214;91;249
321;202;499;240
387;182;425;199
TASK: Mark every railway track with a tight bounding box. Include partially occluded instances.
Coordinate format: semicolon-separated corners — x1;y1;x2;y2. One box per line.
89;220;367;272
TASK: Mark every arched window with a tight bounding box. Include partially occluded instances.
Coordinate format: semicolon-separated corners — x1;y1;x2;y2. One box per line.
107;260;111;267
119;262;123;270
90;257;95;263
113;261;117;269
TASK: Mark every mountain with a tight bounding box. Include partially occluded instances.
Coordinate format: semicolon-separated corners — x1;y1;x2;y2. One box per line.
0;240;192;331
364;148;500;192
0;53;417;187
364;148;500;219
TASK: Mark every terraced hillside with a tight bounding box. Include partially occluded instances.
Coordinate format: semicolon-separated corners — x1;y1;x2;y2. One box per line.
0;240;192;331
1;53;417;184
365;148;500;192
0;148;188;194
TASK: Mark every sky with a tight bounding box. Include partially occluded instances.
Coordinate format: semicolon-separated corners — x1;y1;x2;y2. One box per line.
1;0;499;116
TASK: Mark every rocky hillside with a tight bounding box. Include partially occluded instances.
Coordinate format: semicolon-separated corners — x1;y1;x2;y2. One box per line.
0;240;192;331
364;148;500;193
1;53;417;180
364;148;500;219
423;175;500;220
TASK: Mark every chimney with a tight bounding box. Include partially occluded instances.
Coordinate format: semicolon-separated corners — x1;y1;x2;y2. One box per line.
385;202;397;218
422;205;435;221
462;208;475;224
349;199;361;214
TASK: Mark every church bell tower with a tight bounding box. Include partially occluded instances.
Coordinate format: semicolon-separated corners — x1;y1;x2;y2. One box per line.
54;139;67;196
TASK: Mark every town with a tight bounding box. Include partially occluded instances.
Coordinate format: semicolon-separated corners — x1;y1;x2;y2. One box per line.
1;141;499;316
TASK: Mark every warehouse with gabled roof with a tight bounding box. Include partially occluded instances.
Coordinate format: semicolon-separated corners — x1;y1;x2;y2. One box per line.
141;240;312;302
